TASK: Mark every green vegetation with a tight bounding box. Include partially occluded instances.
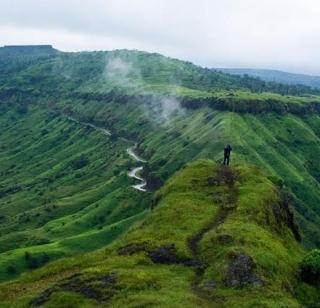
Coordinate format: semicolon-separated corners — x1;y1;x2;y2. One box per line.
0;45;58;73
0;47;320;305
300;249;320;285
0;108;151;281
0;160;318;307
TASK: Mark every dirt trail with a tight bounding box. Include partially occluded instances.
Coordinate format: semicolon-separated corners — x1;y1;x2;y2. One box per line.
187;165;238;297
67;116;111;136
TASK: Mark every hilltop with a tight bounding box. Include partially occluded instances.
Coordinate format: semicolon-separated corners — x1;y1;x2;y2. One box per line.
0;45;58;73
0;160;318;307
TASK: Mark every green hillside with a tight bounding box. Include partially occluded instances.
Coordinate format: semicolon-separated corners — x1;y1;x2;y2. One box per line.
0;108;151;282
0;160;318;307
0;47;320;305
0;45;58;73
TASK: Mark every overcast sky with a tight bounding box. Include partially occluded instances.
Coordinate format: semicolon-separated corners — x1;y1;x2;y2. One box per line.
1;0;319;75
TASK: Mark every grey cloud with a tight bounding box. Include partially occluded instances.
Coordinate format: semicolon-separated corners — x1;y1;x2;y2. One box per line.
1;0;320;74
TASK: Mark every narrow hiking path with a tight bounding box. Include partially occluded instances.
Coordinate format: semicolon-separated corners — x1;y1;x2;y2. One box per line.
188;165;238;297
67;116;111;136
66;116;147;192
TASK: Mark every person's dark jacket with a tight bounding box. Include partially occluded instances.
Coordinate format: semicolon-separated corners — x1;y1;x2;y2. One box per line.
224;145;232;157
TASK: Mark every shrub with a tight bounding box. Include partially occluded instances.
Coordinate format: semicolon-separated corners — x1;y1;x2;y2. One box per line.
300;249;320;285
24;251;31;260
27;256;39;269
7;265;16;275
16;102;28;114
41;129;49;136
70;155;90;170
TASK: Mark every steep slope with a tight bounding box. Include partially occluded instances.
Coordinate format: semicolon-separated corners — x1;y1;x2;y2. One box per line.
0;160;318;307
1;47;320;284
0;108;151;281
49;92;320;247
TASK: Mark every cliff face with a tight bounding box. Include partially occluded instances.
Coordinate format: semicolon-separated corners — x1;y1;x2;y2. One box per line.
1;45;57;55
0;45;58;73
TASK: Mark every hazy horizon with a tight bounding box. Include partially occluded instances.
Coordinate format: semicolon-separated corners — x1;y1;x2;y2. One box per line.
1;0;320;75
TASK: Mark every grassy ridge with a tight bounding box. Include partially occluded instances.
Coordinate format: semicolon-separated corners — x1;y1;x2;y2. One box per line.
2;49;320;115
2;100;319;284
0;160;318;307
0;48;320;288
46;93;320;247
142;110;320;247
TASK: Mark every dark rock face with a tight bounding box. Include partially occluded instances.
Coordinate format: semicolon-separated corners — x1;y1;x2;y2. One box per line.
272;197;301;242
146;175;164;191
29;273;117;306
29;287;57;306
225;253;263;288
148;244;190;265
118;242;198;267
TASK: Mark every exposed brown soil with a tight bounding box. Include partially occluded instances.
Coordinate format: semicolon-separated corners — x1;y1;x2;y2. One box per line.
188;165;238;298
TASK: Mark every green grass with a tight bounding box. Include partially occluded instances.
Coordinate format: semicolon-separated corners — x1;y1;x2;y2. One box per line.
0;48;320;306
0;108;151;281
0;160;318;307
2;97;320;284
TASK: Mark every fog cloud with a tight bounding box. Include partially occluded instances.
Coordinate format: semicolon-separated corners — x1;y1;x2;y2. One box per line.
104;55;184;124
105;57;134;86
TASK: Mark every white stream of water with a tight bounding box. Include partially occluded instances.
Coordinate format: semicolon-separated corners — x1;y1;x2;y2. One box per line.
67;116;147;192
126;146;147;192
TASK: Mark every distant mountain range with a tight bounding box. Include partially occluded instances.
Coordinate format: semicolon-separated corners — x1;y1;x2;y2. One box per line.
216;68;320;89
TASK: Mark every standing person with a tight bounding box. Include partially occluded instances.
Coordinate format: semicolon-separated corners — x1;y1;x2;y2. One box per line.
223;144;232;165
